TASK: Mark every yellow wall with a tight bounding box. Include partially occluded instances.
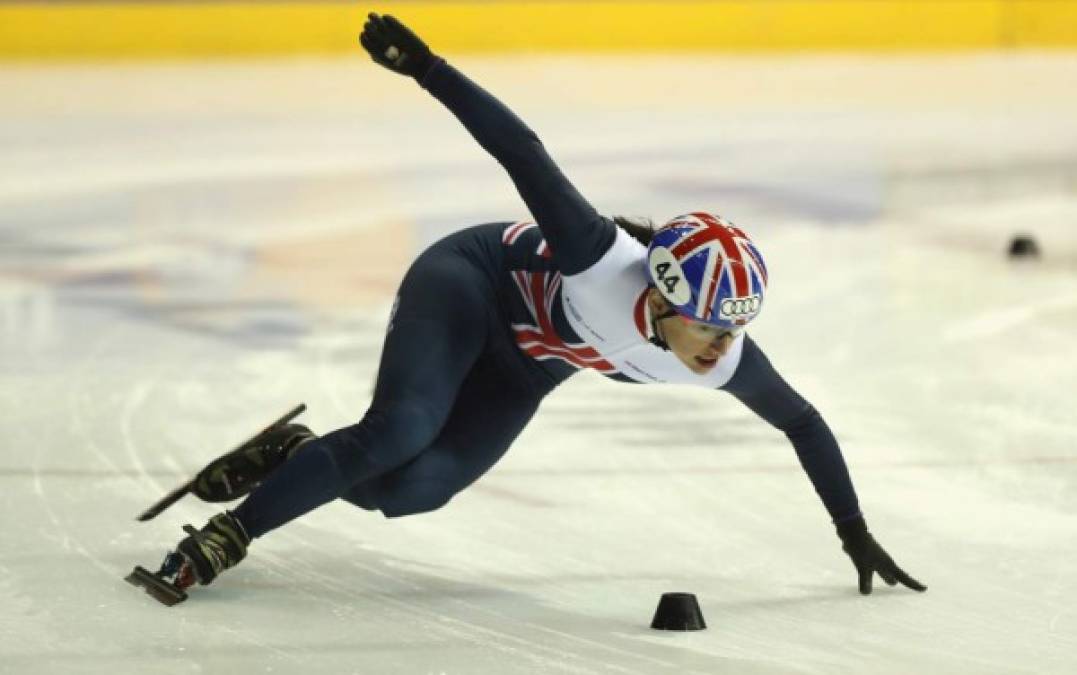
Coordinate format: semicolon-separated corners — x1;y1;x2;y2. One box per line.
1;1;1075;59
1012;1;1077;47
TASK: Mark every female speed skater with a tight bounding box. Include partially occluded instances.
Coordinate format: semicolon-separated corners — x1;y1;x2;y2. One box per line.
133;12;925;603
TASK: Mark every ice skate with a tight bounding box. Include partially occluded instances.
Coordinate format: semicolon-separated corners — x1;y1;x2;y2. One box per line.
136;403;311;521
191;421;316;503
127;511;251;606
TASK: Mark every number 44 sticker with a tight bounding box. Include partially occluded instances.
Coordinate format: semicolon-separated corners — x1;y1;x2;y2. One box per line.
648;248;692;305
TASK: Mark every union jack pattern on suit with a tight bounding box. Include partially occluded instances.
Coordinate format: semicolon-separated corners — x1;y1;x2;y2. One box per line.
509;270;615;373
502;222;615;373
502;220;551;258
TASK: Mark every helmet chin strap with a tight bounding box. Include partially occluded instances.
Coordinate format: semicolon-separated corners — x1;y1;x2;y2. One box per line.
648;307;679;351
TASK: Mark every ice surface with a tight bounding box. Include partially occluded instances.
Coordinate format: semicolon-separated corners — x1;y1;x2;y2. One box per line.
2;54;1076;674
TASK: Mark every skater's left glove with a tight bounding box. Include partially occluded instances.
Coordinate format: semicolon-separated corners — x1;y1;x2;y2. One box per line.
360;13;439;81
836;516;927;595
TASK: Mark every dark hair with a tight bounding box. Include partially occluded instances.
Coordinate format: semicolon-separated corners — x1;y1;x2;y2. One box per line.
612;216;657;245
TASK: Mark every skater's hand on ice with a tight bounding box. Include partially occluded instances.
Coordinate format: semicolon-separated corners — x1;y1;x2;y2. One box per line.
836;517;927;595
360;13;437;80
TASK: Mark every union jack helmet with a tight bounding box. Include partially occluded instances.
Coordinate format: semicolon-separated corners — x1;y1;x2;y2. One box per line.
646;212;769;328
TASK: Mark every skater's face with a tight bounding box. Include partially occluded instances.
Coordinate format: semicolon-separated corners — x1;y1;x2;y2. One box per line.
647;289;740;374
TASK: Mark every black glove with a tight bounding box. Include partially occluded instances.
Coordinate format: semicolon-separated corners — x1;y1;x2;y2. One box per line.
836;517;927;595
359;12;438;81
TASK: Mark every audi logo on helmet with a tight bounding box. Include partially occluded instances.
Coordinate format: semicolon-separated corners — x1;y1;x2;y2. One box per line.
718;295;761;319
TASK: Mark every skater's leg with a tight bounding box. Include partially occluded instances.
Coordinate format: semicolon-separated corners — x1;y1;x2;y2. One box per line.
233;244;499;539
343;356;543;517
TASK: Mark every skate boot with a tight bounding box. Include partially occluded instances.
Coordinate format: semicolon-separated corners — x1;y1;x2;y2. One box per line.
192;423;316;503
136;404;309;522
177;511;251;585
126;511;251;605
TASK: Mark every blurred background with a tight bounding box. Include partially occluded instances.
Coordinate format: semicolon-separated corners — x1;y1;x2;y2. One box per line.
2;2;1076;674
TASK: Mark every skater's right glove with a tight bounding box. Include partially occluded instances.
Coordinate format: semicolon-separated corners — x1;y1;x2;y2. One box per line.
836;516;927;595
360;13;439;81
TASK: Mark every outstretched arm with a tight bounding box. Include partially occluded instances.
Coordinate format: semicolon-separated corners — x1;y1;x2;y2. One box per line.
359;13;615;275
723;337;926;595
724;337;862;523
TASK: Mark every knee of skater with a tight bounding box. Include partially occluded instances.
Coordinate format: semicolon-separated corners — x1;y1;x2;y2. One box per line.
378;480;454;518
341;483;381;512
357;400;445;466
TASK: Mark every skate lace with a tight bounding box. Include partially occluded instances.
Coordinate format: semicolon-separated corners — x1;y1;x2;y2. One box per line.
202;537;230;574
182;525;234;574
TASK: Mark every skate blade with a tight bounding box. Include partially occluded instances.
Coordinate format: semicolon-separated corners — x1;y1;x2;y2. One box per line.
136;481;192;522
125;566;188;606
135;402;306;521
